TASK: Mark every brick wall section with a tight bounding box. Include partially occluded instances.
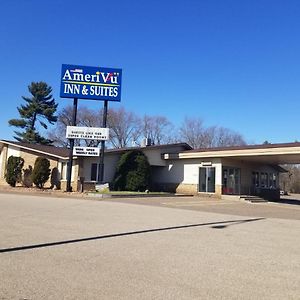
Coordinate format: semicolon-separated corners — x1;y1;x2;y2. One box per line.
60;161;80;192
20;150;59;188
72;161;79;191
0;146;62;188
60;181;68;191
176;183;198;195
177;184;222;197
153;182;198;195
153;182;222;197
215;184;222;197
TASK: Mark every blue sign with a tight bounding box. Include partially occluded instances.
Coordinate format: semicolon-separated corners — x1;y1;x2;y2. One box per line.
60;64;122;101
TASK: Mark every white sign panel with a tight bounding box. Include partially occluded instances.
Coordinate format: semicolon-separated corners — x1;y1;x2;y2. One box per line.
73;146;100;157
66;126;109;140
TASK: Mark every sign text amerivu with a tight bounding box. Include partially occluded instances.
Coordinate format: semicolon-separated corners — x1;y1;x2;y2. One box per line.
60;64;122;101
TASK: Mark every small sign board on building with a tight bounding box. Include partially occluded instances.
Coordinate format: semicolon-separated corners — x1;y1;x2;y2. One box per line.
66;126;109;140
73;146;100;157
60;64;122;102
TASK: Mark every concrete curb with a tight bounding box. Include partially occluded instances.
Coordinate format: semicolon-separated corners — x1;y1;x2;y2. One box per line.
86;192;193;199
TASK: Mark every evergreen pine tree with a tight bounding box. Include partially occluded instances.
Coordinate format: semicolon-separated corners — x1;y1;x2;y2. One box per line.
8;82;58;145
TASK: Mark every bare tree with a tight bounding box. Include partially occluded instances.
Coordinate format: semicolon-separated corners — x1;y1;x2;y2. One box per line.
48;106;102;147
107;107;141;148
50;108;246;150
77;106;102;147
207;126;246;148
179;117;206;148
140;115;174;145
179;117;246;149
280;164;300;193
49;106;141;149
192;125;244;148
48;106;74;147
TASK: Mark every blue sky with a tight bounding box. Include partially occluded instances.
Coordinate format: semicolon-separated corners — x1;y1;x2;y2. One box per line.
1;0;300;144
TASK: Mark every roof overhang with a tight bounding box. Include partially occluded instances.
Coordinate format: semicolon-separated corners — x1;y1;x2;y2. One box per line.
0;140;70;160
163;145;300;165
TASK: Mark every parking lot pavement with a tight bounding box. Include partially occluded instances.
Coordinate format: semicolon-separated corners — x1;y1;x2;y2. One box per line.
0;192;299;299
104;195;300;220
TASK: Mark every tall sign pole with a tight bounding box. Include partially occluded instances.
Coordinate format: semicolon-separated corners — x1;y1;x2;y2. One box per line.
98;100;108;183
60;64;122;192
66;97;78;192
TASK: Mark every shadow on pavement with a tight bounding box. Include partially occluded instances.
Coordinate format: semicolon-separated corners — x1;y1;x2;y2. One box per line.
210;218;261;229
0;218;264;254
269;197;300;206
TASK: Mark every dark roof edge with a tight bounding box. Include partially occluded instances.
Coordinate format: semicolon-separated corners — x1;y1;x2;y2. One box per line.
105;142;193;153
0;140;192;157
185;142;300;153
0;140;69;159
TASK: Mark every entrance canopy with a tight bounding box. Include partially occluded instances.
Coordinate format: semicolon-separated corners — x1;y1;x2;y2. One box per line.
163;142;300;165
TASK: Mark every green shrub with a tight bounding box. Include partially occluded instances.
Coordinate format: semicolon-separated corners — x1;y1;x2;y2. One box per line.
50;167;60;189
5;156;24;187
22;165;33;188
112;150;151;191
32;157;51;188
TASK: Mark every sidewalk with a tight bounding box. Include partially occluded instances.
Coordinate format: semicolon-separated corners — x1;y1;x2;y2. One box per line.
0;184;85;199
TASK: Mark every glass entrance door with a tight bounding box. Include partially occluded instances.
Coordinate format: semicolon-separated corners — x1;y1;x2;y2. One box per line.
222;167;240;195
199;167;215;193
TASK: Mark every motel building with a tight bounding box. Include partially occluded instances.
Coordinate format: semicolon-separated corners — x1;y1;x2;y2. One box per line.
1;139;300;200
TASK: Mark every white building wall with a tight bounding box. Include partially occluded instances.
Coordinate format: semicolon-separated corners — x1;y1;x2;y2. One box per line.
152;160;184;183
182;159;222;185
104;154;120;182
60;161;77;181
143;145;188;166
155;157;280;190
152;158;222;185
215;161;222;185
183;163;199;184
80;145;188;183
143;149;166;166
82;153;120;182
7;146;20;158
83;157;96;181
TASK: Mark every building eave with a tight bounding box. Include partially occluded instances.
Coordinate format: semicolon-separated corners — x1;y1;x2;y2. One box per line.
163;143;300;165
0;140;70;160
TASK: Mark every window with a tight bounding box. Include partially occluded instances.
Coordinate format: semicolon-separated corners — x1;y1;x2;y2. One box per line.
260;173;268;188
223;167;240;194
91;163;98;181
270;173;277;188
252;172;259;187
269;173;272;188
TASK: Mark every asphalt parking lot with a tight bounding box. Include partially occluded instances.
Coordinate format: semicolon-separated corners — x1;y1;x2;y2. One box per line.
0;192;299;299
104;194;300;220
